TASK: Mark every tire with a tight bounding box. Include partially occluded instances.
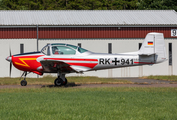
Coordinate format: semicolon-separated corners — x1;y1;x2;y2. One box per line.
54;78;63;86
62;78;68;85
21;80;27;86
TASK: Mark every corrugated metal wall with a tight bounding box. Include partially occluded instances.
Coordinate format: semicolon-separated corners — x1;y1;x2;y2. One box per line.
38;27;177;39
0;28;36;39
0;27;176;39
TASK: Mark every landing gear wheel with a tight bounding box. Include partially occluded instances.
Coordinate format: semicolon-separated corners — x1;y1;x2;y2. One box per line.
54;78;63;86
21;80;27;86
62;78;68;85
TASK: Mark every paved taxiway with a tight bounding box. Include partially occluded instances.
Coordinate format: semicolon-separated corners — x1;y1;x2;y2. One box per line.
1;83;177;89
0;78;176;89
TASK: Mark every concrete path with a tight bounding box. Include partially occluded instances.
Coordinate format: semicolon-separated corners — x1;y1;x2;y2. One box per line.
116;77;172;84
0;78;176;89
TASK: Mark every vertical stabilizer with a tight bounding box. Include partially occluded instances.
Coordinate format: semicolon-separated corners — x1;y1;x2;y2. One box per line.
139;33;155;55
139;32;167;63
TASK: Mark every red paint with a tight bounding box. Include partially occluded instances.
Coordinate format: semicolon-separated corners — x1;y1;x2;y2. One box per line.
39;27;177;39
0;28;36;39
32;71;43;75
134;62;154;64
44;58;98;61
12;55;44;72
66;63;98;69
0;27;176;39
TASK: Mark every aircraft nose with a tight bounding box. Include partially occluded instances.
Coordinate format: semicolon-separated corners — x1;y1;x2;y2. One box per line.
6;56;12;62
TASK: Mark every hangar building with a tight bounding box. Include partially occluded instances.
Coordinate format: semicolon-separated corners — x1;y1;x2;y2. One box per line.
1;10;177;78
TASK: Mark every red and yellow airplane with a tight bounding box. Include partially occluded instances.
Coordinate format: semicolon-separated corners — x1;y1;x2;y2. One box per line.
6;32;167;86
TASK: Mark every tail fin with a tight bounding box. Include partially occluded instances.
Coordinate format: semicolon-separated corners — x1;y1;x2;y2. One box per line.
139;32;167;63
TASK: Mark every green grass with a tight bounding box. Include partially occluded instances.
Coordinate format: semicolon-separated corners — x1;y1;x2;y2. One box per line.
0;87;177;120
0;76;132;85
143;75;177;81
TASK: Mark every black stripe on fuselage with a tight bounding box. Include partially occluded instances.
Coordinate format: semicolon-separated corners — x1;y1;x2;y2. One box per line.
13;51;42;56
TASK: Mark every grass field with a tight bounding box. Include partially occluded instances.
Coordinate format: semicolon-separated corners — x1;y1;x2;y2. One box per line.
0;87;177;120
143;75;177;81
0;76;132;85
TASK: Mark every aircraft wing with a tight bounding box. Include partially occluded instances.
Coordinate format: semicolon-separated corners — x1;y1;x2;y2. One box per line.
40;60;91;73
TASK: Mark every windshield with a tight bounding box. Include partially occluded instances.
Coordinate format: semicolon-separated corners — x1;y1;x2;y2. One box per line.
41;45;50;55
67;44;77;50
42;43;89;55
78;47;88;53
52;46;76;55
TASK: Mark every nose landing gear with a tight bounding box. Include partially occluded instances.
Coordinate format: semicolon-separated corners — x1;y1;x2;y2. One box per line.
20;71;28;86
21;80;27;86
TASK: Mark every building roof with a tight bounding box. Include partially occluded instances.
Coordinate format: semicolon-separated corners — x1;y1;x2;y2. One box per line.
0;10;177;26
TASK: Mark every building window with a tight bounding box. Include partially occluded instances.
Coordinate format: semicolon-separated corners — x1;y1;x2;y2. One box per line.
139;43;142;50
78;43;81;48
20;44;24;54
108;43;112;54
169;43;172;66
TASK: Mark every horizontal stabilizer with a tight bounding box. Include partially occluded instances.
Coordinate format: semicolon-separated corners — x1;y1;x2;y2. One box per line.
138;53;156;56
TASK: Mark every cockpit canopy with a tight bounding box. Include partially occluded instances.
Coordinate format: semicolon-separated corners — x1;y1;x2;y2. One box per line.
41;43;89;55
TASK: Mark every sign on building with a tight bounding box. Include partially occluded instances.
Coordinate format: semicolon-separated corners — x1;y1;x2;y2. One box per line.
171;29;177;36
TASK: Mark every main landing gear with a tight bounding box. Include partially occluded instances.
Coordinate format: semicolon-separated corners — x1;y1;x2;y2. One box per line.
54;73;67;86
19;71;67;87
20;71;28;86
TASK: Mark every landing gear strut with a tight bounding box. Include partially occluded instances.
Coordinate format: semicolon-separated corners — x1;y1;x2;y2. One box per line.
20;71;28;86
63;78;67;85
54;73;67;86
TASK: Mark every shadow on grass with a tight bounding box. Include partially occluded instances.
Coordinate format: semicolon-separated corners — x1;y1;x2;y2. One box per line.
41;82;81;88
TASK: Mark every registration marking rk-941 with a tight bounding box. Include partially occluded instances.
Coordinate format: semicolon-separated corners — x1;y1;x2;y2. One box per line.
99;58;133;65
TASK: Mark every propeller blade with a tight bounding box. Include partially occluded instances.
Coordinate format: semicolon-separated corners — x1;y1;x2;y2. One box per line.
10;62;12;77
9;47;12;77
10;48;11;57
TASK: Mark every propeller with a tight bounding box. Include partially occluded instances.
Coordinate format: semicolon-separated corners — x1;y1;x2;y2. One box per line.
9;48;12;77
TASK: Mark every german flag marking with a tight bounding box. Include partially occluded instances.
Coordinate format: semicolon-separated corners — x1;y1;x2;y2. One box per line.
148;41;153;45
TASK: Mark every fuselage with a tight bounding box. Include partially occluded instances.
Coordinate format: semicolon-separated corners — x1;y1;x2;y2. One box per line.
7;50;159;75
6;41;167;75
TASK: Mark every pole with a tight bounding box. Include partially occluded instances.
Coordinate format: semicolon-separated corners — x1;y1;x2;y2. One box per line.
37;25;39;51
37;25;39;78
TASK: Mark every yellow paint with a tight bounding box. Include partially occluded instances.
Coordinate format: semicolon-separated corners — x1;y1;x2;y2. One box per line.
15;58;37;67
